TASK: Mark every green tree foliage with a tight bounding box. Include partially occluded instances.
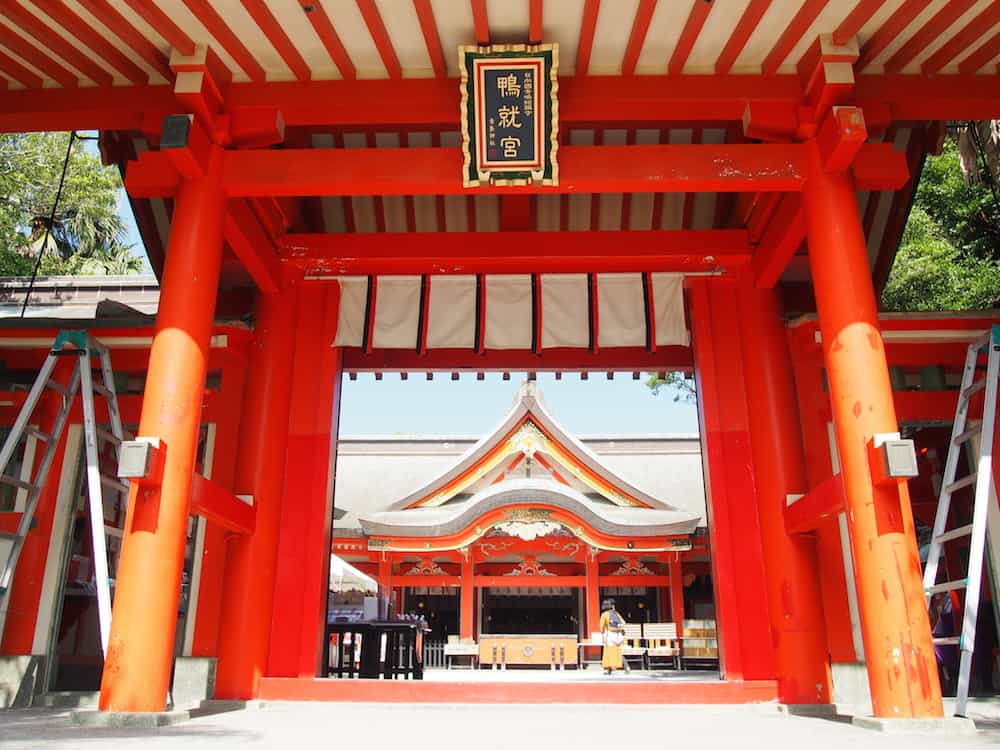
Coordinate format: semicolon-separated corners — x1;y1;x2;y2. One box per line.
882;136;1000;312
0;132;143;276
915;137;1000;260
644;371;696;402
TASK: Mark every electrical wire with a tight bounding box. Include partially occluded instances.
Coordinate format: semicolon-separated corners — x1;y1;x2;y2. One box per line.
20;130;77;318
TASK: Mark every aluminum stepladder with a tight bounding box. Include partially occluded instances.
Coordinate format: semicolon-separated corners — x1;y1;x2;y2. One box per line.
922;325;1000;717
0;330;127;656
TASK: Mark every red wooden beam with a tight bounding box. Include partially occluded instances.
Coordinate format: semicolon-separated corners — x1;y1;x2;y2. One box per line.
885;0;976;74
851;141;910;191
241;0;312;81
669;0;714;75
784;474;845;535
342;345;693;373
922;4;1000;74
121;0;195;56
716;0;772;74
834;0;887;45
189;473;255;535
182;0;266;82
761;0;828;76
576;0;600;75
622;0;657;76
750;195;805;288
208;143;810;197
6;73;1000;136
413;0;446;78
284;229;751;275
298;0;355;79
475;575;585;587
357;0;402;79
225;199;282;294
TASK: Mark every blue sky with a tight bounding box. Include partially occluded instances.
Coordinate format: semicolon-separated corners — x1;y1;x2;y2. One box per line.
338;373;699;436
104;138;698;439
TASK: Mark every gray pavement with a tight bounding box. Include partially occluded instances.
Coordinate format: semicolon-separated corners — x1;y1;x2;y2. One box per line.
2;700;1000;749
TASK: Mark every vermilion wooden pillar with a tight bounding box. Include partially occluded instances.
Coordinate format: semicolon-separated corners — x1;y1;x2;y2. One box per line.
585;550;600;637
100;147;226;712
738;280;832;705
214;291;298;698
191;354;249;657
689;278;776;682
460;552;474;641
803;141;942;718
268;281;343;678
787;326;858;663
669;558;685;625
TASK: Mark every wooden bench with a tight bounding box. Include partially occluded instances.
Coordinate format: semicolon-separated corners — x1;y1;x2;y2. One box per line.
622;623;645;670
643;622;681;670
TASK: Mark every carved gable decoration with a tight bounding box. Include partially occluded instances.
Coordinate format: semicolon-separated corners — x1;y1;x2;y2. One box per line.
403;559;448;576
505;556;555;576
610;559;656;576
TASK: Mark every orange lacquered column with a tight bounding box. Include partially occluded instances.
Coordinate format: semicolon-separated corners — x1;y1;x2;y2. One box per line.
460;553;474;641
99;147;225;712
803;141;942;718
214;291;297;698
738;281;832;705
669;557;685;625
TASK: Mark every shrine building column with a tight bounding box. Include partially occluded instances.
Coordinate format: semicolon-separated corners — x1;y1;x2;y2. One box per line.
803;137;942;718
99;145;226;713
460;550;474;641
668;557;684;625
214;288;298;699
585;548;600;638
737;280;832;705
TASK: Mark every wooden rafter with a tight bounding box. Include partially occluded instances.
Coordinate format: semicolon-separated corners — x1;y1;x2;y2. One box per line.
922;4;1000;74
75;0;172;81
298;0;355;79
622;0;657;76
357;0;402;79
121;0;195;56
241;0;311;81
669;0;714;75
182;0;266;82
856;0;934;71
716;0;772;74
413;0;446;78
761;0;828;76
32;0;149;84
884;0;976;74
575;0;600;75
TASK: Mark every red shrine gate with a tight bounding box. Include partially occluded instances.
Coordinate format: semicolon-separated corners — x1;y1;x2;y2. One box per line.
0;0;999;722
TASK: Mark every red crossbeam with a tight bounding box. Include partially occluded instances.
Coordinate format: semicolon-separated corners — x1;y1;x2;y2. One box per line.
225;200;281;293
784;474;846;535
282;229;751;275
207;144;809;196
128;140;909;199
189;473;255;535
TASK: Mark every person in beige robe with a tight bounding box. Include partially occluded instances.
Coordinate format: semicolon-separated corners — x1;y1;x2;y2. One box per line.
600;599;626;674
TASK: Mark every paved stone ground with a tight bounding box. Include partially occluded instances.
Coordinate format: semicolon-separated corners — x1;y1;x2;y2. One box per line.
1;700;999;750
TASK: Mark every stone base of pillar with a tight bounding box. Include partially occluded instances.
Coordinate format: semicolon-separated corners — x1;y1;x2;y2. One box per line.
171;656;216;711
850;716;977;735
71;709;192;728
775;703;839;717
0;655;45;708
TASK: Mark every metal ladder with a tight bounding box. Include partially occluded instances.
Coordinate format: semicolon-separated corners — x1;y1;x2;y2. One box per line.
922;325;1000;717
0;331;127;655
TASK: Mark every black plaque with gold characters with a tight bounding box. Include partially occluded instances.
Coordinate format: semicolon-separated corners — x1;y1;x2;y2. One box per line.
459;43;558;187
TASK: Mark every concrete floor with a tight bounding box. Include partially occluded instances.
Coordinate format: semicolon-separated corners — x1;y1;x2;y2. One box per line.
2;700;999;750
